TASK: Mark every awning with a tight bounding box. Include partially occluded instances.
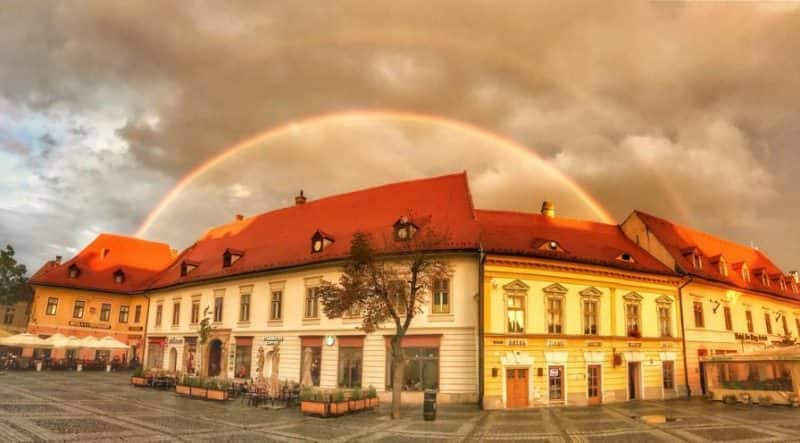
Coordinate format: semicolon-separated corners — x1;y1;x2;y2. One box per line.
0;333;51;348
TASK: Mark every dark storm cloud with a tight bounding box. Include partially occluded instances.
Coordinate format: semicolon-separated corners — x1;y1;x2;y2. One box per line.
1;1;799;269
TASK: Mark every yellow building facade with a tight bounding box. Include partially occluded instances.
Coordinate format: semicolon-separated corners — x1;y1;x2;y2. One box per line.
482;255;687;409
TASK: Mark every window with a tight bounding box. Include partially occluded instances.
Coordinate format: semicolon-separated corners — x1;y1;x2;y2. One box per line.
719;257;728;277
658;305;672;337
188;300;199;324
431;278;450;314
345;303;361;318
662;361;675;390
300;345;322;386
692;253;703;270
742;265;750;283
172;302;180;325
547;296;563;334
583;298;598;335
73;300;85;319
304;287;319;319
119;305;129;323
388;347;439;391
155;304;163;326
223;249;243;268
134;305;142;323
240;293;250;321
393;216;418;241
235;343;252;378
507;295;525;333
761;273;770;287
310;230;334;253
746;310;754;333
617;252;635;263
780;279;787;291
68;264;80;278
100;303;111;322
180;261;198;276
46;297;58;315
339;347;363;388
796;318;800;337
765;312;773;334
214;296;223;322
782;315;789;336
693;301;704;328
113;269;125;284
270;291;282;321
723;306;732;331
626;302;641;337
3;306;15;324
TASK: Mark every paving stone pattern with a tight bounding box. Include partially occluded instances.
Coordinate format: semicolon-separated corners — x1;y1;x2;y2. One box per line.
0;371;799;441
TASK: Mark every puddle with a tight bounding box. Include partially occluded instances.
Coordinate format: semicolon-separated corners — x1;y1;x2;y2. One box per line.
631;415;679;424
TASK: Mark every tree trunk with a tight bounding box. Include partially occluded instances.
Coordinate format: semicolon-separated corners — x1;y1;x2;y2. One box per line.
391;336;405;419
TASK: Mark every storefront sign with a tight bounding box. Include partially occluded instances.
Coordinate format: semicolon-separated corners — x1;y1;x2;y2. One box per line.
586;341;602;347
627;342;642;348
734;332;768;342
68;320;112;330
492;340;504;345
546;339;565;348
128;326;143;332
263;336;283;345
549;368;560;377
507;338;528;346
168;338;184;345
228;342;236;372
660;342;673;348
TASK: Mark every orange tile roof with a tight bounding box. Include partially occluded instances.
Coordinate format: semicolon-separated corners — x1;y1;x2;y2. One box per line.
148;172;481;289
477;209;673;275
634;211;799;300
29;234;175;293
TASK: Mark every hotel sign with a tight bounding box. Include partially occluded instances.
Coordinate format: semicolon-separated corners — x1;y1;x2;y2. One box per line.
264;336;283;345
734;332;768;342
546;339;565;348
168;338;184;345
68;320;112;330
507;338;528;347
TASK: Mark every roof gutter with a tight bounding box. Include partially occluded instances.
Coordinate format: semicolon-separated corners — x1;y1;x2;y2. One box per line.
677;275;694;397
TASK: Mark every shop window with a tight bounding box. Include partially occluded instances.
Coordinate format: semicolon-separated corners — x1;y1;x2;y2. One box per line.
723;306;733;331
304;287;320;319
155;304;163;326
172;302;180;326
271;290;283;320
388;347;439;391
507;295;525;333
147;341;163;369
46;297;58;315
431;278;450;314
119;305;129;323
235;344;252;378
73;300;85;319
338;347;363;388
693;301;704;328
712;361;793;392
100;303;111;322
184;339;197;375
191;300;200;324
300;345;322;386
662;361;675;390
95;350;111;362
214;295;224;322
765;312;773;334
745;310;754;333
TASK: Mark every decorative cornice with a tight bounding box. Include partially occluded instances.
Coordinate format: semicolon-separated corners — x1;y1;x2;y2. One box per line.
579;287;602;298
502;279;530;292
543;283;568;295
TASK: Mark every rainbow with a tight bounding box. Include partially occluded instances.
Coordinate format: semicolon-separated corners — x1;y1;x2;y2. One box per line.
134;110;616;237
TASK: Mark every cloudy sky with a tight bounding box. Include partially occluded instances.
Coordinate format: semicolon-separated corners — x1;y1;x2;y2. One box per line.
1;1;799;273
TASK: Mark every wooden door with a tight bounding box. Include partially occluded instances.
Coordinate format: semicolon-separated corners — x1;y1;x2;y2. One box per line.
506;368;529;408
549;366;564;401
587;365;601;405
628;362;640;400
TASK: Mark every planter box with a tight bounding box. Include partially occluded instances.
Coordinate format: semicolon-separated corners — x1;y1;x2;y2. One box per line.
131;376;150;387
301;400;329;417
329;401;349;416
191;387;208;399
366;397;379;409
206;389;229;401
175;384;192;396
348;399;366;412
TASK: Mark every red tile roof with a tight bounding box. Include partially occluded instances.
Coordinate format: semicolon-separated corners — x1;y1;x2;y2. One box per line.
147;172;481;289
477;209;673;275
29;234;175;293
634;211;799;300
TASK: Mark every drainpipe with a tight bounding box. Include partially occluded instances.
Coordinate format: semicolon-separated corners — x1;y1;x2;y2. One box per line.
677;276;693;398
477;250;486;409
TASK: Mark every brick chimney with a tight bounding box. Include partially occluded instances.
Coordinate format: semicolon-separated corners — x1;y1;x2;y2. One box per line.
235;214;244;221
790;271;799;284
55;256;62;265
295;190;307;205
541;201;555;218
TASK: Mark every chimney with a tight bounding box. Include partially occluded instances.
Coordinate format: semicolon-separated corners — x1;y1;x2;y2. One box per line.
295;190;307;205
55;256;62;265
790;271;799;284
235;214;244;221
541;201;555;218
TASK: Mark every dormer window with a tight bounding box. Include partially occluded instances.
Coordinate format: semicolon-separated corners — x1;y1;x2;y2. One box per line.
757;270;770;287
180;261;199;277
393;216;418;241
222;249;244;268
692;253;703;270
741;263;750;283
779;278;787;291
68;264;81;279
681;247;703;270
113;269;125;284
101;248;110;259
616;252;635;263
791;281;798;294
718;256;728;277
538;240;566;253
311;230;334;253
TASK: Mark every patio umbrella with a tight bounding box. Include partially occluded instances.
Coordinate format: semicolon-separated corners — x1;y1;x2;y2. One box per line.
78;336;100;348
96;336;129;350
63;336;83;349
0;333;51;348
44;333;68;347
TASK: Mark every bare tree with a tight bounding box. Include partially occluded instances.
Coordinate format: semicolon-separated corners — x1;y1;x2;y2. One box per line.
318;220;452;419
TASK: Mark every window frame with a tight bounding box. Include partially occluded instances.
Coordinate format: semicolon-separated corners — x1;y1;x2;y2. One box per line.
213;294;224;323
119;304;129;323
172;301;181;326
304;287;320;319
543;284;568;334
155;303;163;326
580;287;602;336
431;278;451;314
723;306;733;331
764;312;773;335
45;297;58;316
693;301;705;328
270;290;283;321
656;296;673;338
338;346;364;388
624;292;643;337
239;291;251;322
72;300;86;319
191;300;200;324
99;303;111;322
662;360;675;390
745;310;754;333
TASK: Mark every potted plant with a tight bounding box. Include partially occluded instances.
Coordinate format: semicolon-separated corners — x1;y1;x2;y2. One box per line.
348;387;366;412
300;387;329;417
723;394;737;405
739;392;751;404
191;377;208;399
366;385;379;409
175;374;192;396
130;367;150;387
207;379;230;401
329;390;349;416
759;395;772;406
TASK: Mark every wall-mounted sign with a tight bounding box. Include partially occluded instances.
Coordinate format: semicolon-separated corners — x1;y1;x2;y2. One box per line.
263;336;283;345
549;368;560;377
68;320;112;330
660;342;673;348
507;338;528;347
492;340;504;345
168;338;184;345
734;332;768;342
586;341;602;347
128;326;143;332
325;335;336;347
546;339;565;348
627;342;642;348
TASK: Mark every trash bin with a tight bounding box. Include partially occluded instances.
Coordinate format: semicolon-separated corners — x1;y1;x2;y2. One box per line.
423;389;437;421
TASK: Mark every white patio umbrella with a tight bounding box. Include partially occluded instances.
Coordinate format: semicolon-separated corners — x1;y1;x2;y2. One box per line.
0;333;51;348
96;336;129;350
43;333;68;347
62;336;83;349
78;336;99;348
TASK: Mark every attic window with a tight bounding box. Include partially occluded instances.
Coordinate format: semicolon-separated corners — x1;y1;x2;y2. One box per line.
692;253;703;270
68;264;81;279
180;261;199;277
761;272;770;287
741;264;750;283
792;281;798;294
222;249;244;268
617;252;635;263
539;240;565;253
101;248;110;259
113;269;125;284
311;230;334;253
779;278;787;291
393;216;418;241
718;257;728;277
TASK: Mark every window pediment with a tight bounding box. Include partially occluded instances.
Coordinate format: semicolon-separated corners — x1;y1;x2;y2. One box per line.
543;283;568;295
502;279;530;292
579;287;602;298
623;291;643;302
656;295;674;305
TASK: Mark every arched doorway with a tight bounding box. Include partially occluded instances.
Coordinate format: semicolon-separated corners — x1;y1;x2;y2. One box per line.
208;339;222;376
168;348;178;373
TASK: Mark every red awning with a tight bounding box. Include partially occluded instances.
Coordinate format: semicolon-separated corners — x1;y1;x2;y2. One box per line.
338;336;365;348
301;336;323;347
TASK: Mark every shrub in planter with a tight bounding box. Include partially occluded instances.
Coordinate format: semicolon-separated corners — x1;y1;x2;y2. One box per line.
207;379;230;401
366;385;379;409
349;387;366;412
191;378;208;398
789;394;800;408
130;366;150;387
175;375;192;395
329;390;349;416
723;395;737;405
759;395;772;406
739;393;751;404
300;387;329;417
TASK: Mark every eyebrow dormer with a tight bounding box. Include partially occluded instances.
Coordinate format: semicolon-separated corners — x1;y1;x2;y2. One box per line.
180;260;199;277
68;264;81;279
616;252;636;263
113;268;125;284
538;240;566;253
311;230;334;253
393;216;418;241
681;246;703;270
222;248;244;268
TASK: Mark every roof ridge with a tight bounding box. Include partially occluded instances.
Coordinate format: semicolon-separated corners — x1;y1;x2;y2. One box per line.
476;208;617;228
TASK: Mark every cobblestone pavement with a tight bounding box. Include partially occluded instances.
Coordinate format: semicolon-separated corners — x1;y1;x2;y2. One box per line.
1;371;799;442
